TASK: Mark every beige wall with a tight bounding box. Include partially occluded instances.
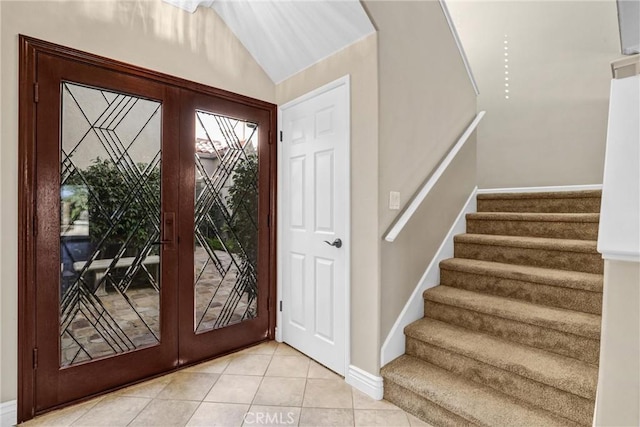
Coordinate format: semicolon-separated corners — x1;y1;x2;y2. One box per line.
0;0;275;403
595;260;640;426
447;1;620;188
276;34;380;375
364;1;477;340
380;138;477;339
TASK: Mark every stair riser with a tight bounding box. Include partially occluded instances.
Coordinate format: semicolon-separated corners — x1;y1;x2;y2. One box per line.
424;301;600;365
383;380;473;427
454;242;603;274
405;338;594;426
466;219;598;240
477;198;601;214
440;269;602;314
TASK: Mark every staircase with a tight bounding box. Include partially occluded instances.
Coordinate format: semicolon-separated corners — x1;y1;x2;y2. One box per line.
382;190;603;426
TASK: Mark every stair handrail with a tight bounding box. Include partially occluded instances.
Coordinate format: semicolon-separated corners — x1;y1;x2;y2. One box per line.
383;111;485;243
597;56;640;262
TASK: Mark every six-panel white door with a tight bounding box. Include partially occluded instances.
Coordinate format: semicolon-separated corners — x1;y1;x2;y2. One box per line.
279;78;349;375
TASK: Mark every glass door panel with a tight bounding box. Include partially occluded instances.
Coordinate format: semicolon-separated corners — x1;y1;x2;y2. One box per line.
178;92;273;364
59;82;163;366
194;111;259;333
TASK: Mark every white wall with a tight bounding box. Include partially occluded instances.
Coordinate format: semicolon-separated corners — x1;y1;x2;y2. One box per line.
597;73;640;261
595;61;640;425
595;260;640;426
447;1;620;188
0;0;275;404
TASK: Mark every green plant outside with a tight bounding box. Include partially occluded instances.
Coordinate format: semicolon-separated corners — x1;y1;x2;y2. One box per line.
225;152;258;268
65;158;161;258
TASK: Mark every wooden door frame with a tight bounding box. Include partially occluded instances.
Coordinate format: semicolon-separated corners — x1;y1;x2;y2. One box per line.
18;35;277;423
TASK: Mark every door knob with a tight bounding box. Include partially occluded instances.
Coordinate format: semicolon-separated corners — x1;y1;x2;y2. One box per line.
324;238;342;248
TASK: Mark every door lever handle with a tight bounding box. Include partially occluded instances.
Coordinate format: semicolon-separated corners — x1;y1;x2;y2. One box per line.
153;212;175;248
324;238;342;249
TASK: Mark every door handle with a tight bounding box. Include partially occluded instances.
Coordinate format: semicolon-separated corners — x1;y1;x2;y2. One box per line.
324;238;342;249
153;212;175;248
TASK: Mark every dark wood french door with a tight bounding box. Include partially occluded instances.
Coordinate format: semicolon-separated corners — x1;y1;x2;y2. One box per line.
177;91;273;363
19;36;276;421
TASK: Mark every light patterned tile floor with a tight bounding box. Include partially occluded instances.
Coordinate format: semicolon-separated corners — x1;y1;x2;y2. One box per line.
21;342;434;427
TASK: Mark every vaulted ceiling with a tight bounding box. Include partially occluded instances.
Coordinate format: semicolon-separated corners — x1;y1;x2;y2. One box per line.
163;0;376;83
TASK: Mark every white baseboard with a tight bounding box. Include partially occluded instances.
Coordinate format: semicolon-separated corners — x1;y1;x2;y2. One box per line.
0;401;17;427
380;187;478;367
477;184;602;194
345;365;384;400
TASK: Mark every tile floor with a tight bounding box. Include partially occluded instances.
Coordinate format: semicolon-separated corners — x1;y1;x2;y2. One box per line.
21;341;433;427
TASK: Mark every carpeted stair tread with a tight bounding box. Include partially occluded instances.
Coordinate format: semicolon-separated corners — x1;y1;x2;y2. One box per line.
382;355;580;427
423;286;601;339
404;318;598;399
438;258;603;315
454;234;603;274
467;212;600;222
423;295;600;364
439;258;603;293
384;381;471;426
454;233;598;253
477;190;602;201
466;212;599;240
476;190;601;213
404;337;595;425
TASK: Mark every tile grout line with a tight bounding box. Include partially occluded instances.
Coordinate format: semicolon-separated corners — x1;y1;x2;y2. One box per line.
350;380;355;427
299;368;310;424
246;343;280;426
181;355;230;427
124;396;155;427
247;343;277;409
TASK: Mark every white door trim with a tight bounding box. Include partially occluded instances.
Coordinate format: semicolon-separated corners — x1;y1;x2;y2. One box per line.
276;75;351;376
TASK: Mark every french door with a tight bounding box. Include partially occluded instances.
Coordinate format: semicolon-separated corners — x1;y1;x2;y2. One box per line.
19;37;276;420
177;91;273;363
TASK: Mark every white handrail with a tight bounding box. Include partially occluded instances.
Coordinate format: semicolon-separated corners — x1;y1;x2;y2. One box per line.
439;0;479;95
384;111;485;243
597;73;640;262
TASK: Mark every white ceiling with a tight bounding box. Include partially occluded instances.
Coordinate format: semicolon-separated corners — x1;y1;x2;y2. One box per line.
164;0;376;83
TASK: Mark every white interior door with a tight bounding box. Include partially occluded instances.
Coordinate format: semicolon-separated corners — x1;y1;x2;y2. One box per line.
279;77;350;375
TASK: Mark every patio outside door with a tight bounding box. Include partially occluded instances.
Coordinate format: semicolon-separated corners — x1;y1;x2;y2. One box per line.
21;37;275;420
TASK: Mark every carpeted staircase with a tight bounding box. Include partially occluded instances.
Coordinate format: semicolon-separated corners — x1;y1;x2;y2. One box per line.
382;190;603;426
